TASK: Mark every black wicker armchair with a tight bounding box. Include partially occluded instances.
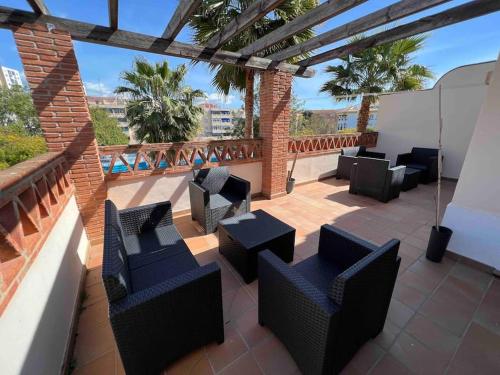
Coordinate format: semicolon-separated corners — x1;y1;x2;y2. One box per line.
258;225;400;375
396;147;439;184
189;166;251;234
336;146;386;180
102;200;224;375
349;157;405;203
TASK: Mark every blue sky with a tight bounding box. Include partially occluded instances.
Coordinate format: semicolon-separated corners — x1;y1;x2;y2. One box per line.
0;0;499;109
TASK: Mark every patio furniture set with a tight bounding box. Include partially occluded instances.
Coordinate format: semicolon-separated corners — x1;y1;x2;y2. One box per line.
337;146;440;202
102;164;403;374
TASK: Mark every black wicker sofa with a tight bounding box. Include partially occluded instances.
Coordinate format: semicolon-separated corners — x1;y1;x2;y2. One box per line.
336;146;386;180
102;200;224;375
396;147;439;184
258;225;400;375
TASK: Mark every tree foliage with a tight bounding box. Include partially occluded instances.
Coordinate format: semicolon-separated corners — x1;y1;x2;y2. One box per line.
0;85;40;134
320;35;433;132
90;107;129;145
0;126;47;170
115;59;205;143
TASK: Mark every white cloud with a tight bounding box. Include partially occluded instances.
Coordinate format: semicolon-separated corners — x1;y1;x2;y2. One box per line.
206;92;235;104
84;81;113;96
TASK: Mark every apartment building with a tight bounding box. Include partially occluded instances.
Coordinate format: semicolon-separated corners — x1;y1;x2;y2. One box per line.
0;66;23;88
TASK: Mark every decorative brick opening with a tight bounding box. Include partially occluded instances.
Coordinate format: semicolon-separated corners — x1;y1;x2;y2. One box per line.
12;23;106;245
260;70;292;199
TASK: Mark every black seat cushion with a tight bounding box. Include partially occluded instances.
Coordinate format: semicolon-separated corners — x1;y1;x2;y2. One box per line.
294;254;343;295
209;192;243;209
130;250;199;293
123;225;189;269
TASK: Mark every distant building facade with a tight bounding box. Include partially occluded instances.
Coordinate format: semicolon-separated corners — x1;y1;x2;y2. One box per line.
198;102;236;137
336;105;378;131
0;66;23;89
86;96;137;143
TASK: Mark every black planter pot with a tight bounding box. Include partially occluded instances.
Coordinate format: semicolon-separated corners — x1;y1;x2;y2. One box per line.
286;178;295;194
426;225;453;263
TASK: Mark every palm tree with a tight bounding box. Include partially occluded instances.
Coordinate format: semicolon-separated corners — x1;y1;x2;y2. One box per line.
190;0;317;138
320;35;433;132
115;58;205;143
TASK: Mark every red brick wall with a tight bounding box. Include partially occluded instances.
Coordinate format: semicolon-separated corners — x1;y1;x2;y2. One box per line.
13;23;106;245
260;71;292;199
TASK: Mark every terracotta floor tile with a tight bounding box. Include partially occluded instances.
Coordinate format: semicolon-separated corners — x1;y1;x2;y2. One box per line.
419;295;475;337
206;325;248;373
474;279;500;335
235;307;271;348
341;341;385;374
218;352;263;375
370;354;411;375
73;322;115;366
448;323;500;374
393;283;427;311
431;275;483;311
222;287;256;324
77;300;108;333
449;263;492;292
389;332;449;374
165;347;213;375
252;336;298;375
374;319;401;350
405;314;460;359
83;280;106;307
84;266;102;287
398;268;441;295
387;299;415;329
72;351;114;375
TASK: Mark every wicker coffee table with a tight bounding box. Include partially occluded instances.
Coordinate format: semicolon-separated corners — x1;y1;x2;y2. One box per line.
218;209;295;283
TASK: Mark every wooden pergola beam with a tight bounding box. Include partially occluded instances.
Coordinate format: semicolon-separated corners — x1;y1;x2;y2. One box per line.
162;0;202;41
238;0;366;56
300;0;500;67
0;6;315;77
267;0;451;62
26;0;49;15
205;0;286;50
108;0;118;30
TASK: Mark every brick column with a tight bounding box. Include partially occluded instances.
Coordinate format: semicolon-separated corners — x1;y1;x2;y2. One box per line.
260;70;292;199
13;23;106;245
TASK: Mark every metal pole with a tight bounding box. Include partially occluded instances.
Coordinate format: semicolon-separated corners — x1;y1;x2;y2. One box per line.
436;85;443;230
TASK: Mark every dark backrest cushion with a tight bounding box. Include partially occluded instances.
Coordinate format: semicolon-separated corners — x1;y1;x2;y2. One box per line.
329;239;399;305
341;146;361;157
354;158;389;194
194;167;230;194
411;147;438;165
103;200;131;302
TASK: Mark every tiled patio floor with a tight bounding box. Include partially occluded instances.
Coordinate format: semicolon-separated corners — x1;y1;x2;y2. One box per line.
73;178;500;375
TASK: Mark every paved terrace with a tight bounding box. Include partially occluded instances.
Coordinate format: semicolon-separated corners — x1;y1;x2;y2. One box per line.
73;179;500;375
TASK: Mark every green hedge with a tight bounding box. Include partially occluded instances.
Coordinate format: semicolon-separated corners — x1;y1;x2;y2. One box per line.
0;128;47;170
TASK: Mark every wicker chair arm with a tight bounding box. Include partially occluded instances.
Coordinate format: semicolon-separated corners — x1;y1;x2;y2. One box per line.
396;152;412;166
119;201;173;236
189;180;209;204
318;225;378;270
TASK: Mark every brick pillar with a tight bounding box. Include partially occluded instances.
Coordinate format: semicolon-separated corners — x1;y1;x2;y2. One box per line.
260;70;292;199
13;23;106;245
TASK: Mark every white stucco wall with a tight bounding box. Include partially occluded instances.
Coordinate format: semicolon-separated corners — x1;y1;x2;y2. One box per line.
288;152;339;184
107;162;263;210
0;195;89;375
442;55;500;270
374;61;495;179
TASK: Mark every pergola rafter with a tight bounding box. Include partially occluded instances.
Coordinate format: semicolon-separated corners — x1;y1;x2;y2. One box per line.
299;0;500;66
0;0;498;76
26;0;48;15
108;0;118;30
266;0;451;62
205;0;286;50
162;0;202;41
237;0;367;56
